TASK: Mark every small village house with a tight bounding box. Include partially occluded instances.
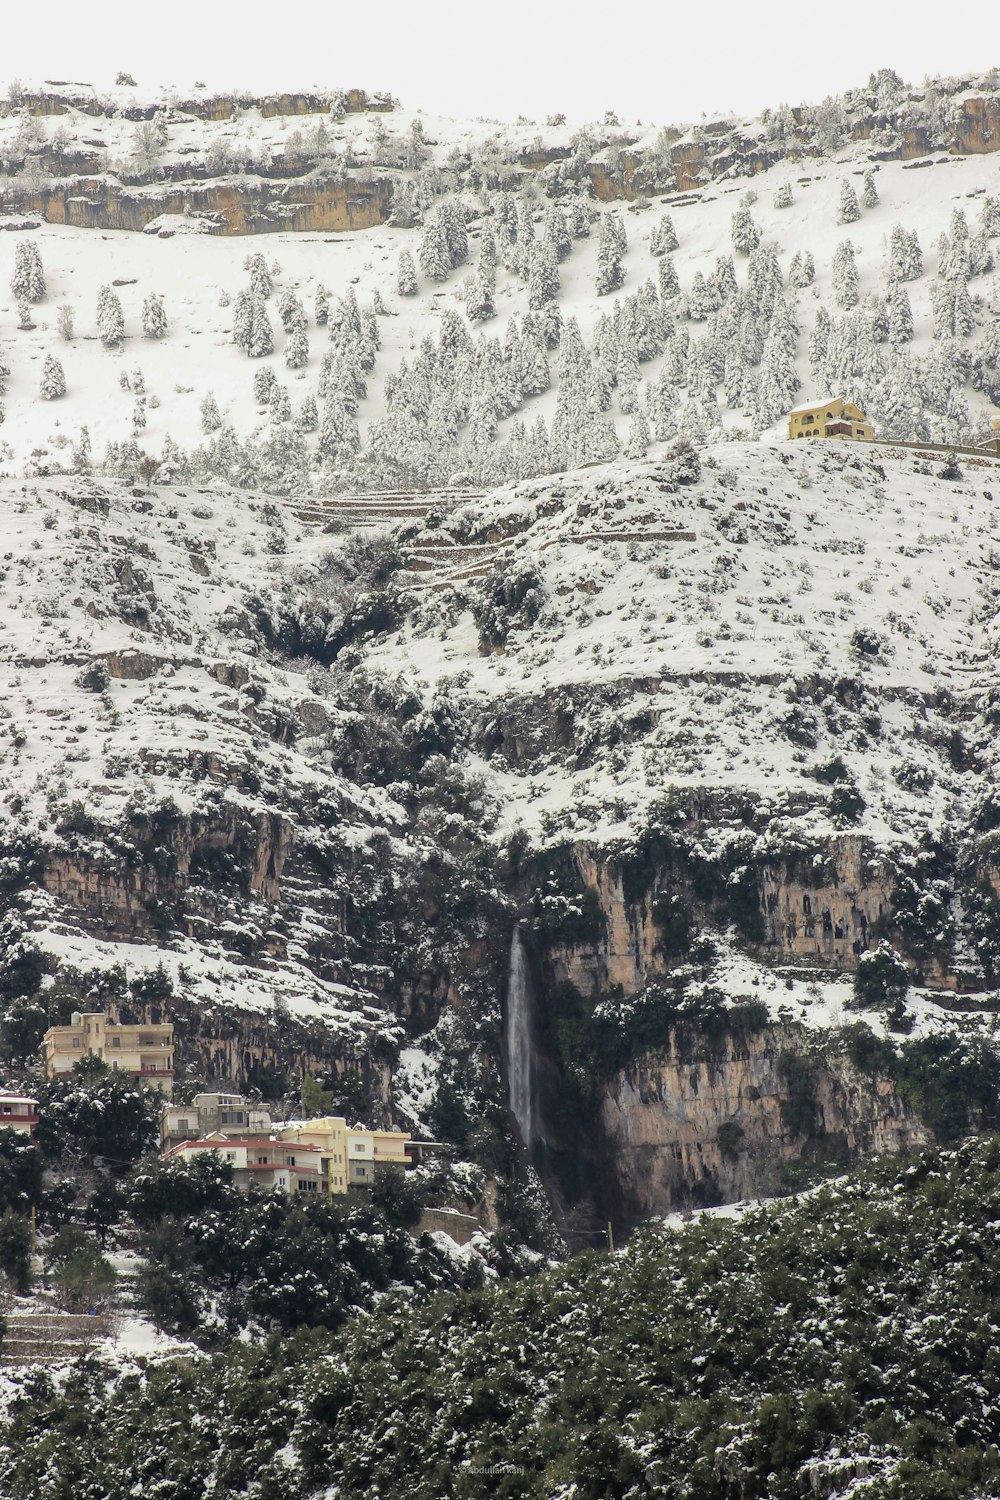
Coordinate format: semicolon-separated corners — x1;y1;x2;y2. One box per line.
274;1116;413;1193
161;1092;273;1150
161;1135;324;1195
788;396;874;442
0;1093;38;1137
42;1012;175;1097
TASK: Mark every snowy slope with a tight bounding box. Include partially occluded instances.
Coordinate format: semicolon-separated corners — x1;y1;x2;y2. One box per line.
0;85;996;480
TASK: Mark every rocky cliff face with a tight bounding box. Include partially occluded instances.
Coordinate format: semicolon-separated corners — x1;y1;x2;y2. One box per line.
599;1025;928;1218
10;173;395;235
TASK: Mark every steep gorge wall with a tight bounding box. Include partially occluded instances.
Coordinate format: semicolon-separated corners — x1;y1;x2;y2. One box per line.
547;835;894;997
599;1024;928;1218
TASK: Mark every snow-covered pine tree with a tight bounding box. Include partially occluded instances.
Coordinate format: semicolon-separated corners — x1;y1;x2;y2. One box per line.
244;252;272;298
418;218;451;282
269;384;292;423
518;314;551;395
253;366;277;404
315;285;330;326
317;394;360;466
730;206;760;256
141;293;167;339
200;392;222;433
832;241;860;309
596;211;626;296
542;205;571;262
625;405;650;458
277;290;307;333
838;178;861;225
232;290;254;353
440;201;469;269
248;295;274;358
888;224;923;282
528;241;560;310
686;271;712;322
0;348;8;394
808;306;831;384
863;292;889;343
132;396;146;434
862;169;879;208
650;214;678;255
466;262;495;322
886;281;914;343
658;256;680;302
97;286;125;347
12;241;45;303
284;329;309;369
969;229;995;277
39;353;65;399
773;182;793;209
295;393;318;432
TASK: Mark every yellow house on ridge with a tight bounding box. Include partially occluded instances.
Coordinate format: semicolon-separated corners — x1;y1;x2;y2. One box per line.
788;395;874;442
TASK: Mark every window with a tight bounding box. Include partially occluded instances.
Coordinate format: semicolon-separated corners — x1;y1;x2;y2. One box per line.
178;1119;190;1132
855;428;864;436
258;1155;269;1165
72;1038;82;1049
226;1152;236;1162
111;1037;121;1048
285;1155;297;1166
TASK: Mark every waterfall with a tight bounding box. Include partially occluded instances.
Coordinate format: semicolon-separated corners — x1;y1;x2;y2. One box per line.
506;923;537;1153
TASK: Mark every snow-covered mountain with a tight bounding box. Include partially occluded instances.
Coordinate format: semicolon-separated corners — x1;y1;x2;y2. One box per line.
1;69;1000;1216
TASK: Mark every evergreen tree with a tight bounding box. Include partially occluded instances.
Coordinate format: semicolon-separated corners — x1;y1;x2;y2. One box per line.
277;290;307;333
440;202;469;268
969;229;995;277
731;206;761;256
466;262;495;322
284;329;309;369
837;178;861;224
318;394;360;463
97;286;125;347
315;284;330;325
39;352;65;399
809;306;831;383
625;405;651;458
862;169;879;208
658;256;680;301
832;241;860;309
269;383;292;423
528;241;560;310
296;393;318;432
418;219;451;282
11;240;45;303
887;281;914;343
888;224;922;282
248;295;274;358
650;214;678;255
772;182;793;209
200;392;222;433
542;205;571;262
232;289;255;353
596;212;626;296
243;252;272;298
141;293;167;339
253;366;277;404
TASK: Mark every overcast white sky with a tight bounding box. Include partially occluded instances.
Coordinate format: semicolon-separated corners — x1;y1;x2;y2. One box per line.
6;0;996;126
